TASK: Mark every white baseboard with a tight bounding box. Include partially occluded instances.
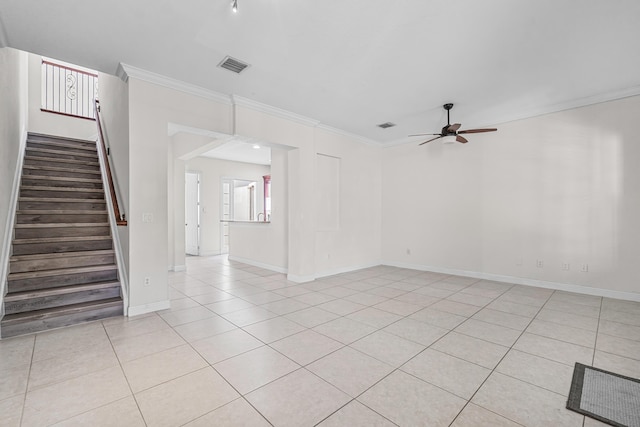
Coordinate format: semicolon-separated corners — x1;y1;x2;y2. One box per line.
128;300;171;317
168;265;186;272
288;261;381;283
382;260;640;302
314;261;382;279
228;255;288;274
287;274;316;283
0;129;27;318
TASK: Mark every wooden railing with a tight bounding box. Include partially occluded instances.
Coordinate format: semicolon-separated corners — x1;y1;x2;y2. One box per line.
42;60;98;120
94;100;127;226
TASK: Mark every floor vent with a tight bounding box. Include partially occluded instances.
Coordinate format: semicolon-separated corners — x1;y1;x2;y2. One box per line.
218;56;250;74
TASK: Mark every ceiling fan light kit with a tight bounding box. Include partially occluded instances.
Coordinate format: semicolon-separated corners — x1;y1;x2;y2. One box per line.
441;135;457;144
411;103;497;145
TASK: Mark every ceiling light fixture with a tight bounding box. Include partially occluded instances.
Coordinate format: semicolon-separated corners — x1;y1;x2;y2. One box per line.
232;0;238;13
441;135;457;144
253;144;260;149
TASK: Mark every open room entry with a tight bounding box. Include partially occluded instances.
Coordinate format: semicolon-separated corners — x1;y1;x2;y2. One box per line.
185;171;200;256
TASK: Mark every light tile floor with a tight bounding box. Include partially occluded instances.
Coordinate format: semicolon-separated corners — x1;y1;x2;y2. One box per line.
1;256;639;426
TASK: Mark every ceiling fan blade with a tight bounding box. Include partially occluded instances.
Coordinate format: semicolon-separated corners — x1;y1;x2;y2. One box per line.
456;135;468;144
447;123;461;132
419;136;442;145
408;133;441;137
458;128;497;134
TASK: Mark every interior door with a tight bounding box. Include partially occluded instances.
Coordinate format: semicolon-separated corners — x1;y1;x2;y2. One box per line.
185;172;200;256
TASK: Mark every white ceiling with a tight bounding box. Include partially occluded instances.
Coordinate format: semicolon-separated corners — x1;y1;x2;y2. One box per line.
201;139;271;165
2;0;640;145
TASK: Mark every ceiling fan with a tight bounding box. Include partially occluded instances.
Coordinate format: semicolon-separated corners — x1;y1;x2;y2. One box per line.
410;103;497;145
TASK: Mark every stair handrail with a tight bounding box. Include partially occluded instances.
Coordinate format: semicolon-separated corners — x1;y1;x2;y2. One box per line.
94;99;127;226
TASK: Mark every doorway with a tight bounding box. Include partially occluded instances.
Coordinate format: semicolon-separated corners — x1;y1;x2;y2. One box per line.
185;172;200;256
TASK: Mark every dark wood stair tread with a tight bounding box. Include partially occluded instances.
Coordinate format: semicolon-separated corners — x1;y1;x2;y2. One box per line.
24;155;100;167
28;133;96;145
21;185;104;193
23;164;101;175
15;222;109;229
4;281;120;302
26;147;99;159
3;132;123;338
23;175;103;184
17;209;108;215
27;140;97;152
8;264;117;280
11;249;115;262
1;298;122;324
19;197;106;204
13;235;111;244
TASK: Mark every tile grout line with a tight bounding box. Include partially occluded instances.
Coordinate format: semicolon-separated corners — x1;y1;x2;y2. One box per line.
17;335;36;427
100;320;150;427
176;266;428;425
311;278;516;425
165;260;618;426
445;287;556;426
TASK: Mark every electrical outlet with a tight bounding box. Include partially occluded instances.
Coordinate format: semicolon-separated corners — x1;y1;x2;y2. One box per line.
144;277;151;287
406;248;411;255
142;213;154;223
562;262;570;271
581;264;589;273
536;259;544;268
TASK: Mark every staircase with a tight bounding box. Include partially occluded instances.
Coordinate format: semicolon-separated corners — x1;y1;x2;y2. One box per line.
1;133;123;338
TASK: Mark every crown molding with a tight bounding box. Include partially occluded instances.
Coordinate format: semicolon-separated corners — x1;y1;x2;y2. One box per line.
115;63;384;147
384;86;640;148
116;63;233;105
315;124;380;147
232;95;320;128
489;85;640;127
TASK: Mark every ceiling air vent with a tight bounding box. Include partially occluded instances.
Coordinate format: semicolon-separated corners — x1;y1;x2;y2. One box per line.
377;122;396;129
218;56;250;74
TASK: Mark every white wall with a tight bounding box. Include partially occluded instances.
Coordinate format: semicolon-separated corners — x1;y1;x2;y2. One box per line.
185;156;270;256
382;95;640;299
314;127;382;276
127;78;232;313
97;71;130;273
234;105;383;280
228;148;289;271
0;47;28;249
0;47;28;317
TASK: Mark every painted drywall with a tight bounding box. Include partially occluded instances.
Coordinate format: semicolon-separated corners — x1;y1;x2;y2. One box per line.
97;71;130;273
168;132;221;270
127;78;232;311
0;47;27;249
228;148;288;271
27;53;97;139
314;127;382;276
234;105;383;280
0;47;28;315
382;95;640;298
184;156;270;256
